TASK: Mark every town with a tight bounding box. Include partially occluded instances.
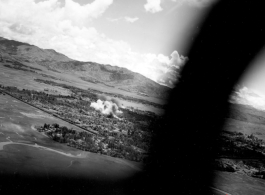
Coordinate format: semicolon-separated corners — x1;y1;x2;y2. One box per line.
35;123;144;161
215;130;265;179
217;131;265;159
0;84;162;162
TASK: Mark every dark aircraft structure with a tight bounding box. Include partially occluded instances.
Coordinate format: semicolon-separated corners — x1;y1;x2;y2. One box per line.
129;0;265;194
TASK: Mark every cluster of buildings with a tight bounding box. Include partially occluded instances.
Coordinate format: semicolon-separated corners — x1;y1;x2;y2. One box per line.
1;84;150;161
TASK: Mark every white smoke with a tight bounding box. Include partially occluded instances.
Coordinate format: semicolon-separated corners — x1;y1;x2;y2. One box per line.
97;94;121;107
90;99;122;117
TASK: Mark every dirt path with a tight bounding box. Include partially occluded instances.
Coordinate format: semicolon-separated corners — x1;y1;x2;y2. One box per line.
0;141;85;158
210;186;232;195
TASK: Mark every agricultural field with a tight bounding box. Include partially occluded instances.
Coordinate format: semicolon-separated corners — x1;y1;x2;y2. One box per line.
212;103;265;194
0;93;141;182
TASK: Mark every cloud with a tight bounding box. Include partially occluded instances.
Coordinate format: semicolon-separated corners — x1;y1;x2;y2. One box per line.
63;0;113;25
107;18;122;22
230;86;265;110
0;0;113;29
107;17;139;23
171;0;217;7
124;17;139;23
169;50;188;67
9;23;34;35
144;0;163;13
146;0;218;14
154;51;188;87
0;0;186;88
185;0;218;7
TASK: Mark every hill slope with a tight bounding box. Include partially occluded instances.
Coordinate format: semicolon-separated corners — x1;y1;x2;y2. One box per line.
224;102;265;141
227;103;265;125
0;37;170;99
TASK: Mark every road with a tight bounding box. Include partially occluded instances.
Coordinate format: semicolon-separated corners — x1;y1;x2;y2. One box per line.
210;186;232;195
0;89;99;135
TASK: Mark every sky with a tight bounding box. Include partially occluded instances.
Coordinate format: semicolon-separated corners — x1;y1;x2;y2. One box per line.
0;0;217;88
230;48;265;111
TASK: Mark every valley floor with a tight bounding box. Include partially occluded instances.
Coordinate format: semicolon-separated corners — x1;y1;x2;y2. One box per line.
0;93;142;182
213;170;265;195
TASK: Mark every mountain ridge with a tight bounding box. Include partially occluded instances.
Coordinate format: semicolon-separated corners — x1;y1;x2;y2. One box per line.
0;36;170;99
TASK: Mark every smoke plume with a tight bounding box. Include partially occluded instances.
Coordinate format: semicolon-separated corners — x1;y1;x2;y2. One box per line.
90;99;122;117
96;94;121;107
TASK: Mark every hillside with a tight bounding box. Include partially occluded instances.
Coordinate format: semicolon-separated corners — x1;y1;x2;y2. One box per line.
0;37;170;99
227;103;265;125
